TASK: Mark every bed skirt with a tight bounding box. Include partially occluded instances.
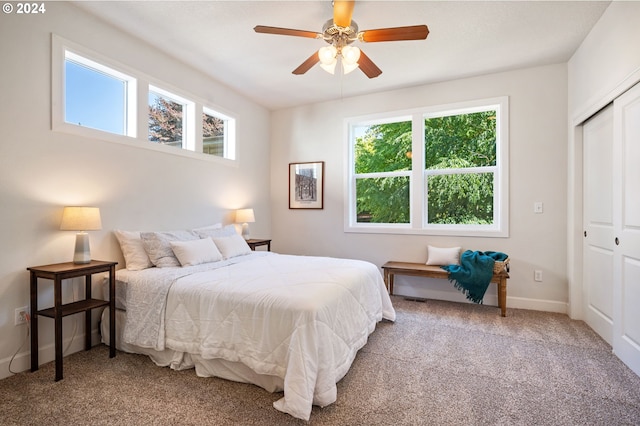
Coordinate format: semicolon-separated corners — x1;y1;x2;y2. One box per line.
100;307;285;393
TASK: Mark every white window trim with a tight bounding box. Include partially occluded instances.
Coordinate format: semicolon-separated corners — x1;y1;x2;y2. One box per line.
148;85;195;150
51;34;238;167
203;106;237;161
65;50;137;138
344;97;509;237
52;34;138;142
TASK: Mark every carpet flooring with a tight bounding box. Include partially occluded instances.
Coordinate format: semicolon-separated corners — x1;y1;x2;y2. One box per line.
1;296;639;425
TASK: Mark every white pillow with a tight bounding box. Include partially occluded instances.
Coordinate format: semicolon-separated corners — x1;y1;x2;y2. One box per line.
140;230;198;267
192;223;223;232
114;230;153;271
426;245;461;266
170;238;223;266
194;224;237;239
212;233;252;259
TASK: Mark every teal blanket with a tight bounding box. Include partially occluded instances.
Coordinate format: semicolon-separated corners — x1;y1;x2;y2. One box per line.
441;251;508;304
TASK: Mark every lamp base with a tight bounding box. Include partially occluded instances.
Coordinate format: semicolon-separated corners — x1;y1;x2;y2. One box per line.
73;232;92;264
241;223;250;240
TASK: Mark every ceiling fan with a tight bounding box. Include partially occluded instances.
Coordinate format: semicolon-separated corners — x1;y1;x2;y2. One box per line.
254;0;429;78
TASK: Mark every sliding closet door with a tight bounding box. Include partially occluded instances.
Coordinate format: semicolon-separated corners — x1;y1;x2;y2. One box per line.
583;105;614;344
612;82;640;376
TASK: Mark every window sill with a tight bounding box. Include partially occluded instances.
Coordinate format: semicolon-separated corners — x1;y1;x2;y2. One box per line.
52;121;238;167
344;224;509;238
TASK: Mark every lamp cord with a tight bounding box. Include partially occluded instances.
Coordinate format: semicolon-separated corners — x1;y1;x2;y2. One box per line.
8;315;30;374
63;280;80;356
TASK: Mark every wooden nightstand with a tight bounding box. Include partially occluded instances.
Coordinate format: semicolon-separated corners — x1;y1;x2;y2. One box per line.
246;239;271;251
27;260;117;381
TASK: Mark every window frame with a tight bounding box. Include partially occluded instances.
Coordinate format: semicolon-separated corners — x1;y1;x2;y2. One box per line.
148;85;195;151
64;51;135;136
202;106;236;160
344;97;509;237
52;35;138;141
51;34;238;166
351;114;414;227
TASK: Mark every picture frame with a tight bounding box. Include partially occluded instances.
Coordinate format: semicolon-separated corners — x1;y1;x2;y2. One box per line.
289;161;324;209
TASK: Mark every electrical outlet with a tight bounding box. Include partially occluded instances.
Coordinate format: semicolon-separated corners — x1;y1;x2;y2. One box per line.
15;306;28;326
534;270;543;282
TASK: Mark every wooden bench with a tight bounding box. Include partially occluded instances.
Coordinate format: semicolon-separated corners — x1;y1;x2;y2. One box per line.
381;261;510;317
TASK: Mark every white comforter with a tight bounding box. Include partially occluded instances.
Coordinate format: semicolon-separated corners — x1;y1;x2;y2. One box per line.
121;252;395;420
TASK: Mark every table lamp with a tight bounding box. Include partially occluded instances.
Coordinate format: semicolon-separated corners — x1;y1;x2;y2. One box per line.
60;206;102;264
235;208;255;240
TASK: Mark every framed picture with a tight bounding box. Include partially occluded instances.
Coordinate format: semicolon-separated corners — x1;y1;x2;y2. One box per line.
289;161;324;209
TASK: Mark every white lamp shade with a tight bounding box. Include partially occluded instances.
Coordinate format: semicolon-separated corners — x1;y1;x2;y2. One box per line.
60;206;102;231
235;208;255;224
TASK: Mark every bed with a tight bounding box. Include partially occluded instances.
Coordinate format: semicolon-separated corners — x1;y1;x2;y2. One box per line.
101;227;395;421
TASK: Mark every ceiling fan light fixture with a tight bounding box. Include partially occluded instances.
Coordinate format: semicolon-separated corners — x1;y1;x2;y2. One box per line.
320;60;337;74
318;45;338;65
255;0;427;79
342;60;359;75
341;45;361;65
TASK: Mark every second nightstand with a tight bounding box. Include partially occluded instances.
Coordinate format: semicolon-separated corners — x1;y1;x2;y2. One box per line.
246;239;271;251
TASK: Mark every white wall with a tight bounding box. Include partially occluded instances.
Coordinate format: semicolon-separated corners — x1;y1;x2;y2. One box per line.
0;3;271;378
270;64;569;313
566;1;640;318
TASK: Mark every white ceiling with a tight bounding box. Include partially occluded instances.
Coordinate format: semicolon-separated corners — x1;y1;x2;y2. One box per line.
73;1;610;110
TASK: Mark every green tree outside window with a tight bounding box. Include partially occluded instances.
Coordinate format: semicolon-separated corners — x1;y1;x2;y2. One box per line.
354;111;497;225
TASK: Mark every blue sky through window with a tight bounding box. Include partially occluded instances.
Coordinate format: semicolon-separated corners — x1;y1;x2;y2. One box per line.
65;60;126;134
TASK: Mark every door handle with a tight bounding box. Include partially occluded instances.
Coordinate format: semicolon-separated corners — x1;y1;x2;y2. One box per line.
615;237;620;245
584;231;587;237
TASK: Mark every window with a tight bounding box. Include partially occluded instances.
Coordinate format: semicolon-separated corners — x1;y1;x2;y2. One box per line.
52;35;237;164
148;86;195;150
64;51;136;137
346;97;509;237
203;107;236;160
353;118;412;224
424;109;497;226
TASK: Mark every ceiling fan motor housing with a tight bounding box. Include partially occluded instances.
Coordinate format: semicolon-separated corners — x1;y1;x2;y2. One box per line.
322;18;358;49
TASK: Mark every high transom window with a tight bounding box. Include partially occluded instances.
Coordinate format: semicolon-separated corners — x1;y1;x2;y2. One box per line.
64;51;136;137
53;35;237;163
203;107;236;160
148;86;192;150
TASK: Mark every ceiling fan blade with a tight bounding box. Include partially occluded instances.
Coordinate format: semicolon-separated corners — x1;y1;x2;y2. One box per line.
360;25;429;42
292;52;320;75
333;0;355;28
254;25;321;39
358;51;382;79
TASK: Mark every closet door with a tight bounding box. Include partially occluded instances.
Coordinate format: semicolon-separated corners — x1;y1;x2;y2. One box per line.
612;82;640;376
583;105;614;344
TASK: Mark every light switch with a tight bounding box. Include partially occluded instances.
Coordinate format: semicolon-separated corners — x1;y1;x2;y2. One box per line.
534;270;543;282
534;202;543;214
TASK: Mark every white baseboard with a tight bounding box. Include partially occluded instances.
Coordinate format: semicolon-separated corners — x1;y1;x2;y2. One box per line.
0;328;101;381
505;296;568;314
393;282;568;314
